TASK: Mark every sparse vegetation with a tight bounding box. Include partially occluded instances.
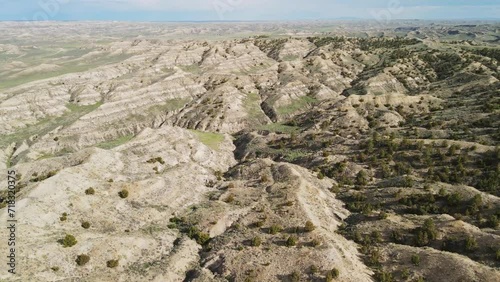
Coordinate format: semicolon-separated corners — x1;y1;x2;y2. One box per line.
304;221;316;232
59;234;77;248
251;236;262;247
75;254;90;266
286;235;298;247
118;189;129;199
106;259;119;268
85;187;95;195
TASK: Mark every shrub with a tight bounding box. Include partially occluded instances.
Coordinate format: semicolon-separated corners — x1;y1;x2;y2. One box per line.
465;236;478;252
59;234;77;248
311;238;321;247
356;170;369;186
290;271;300;282
254;220;265;228
286;235;298;247
51;266;59;272
327;268;339;280
411;254;420;266
371;231;382;243
374;270;393;282
81;221;91;229
85;187;95;195
487;215;499;228
496;249;500;261
118;189;129;198
379;211;388;219
269;224;283;235
310;265;318;274
106;259;119;268
224;194;235;203
75;254;90;266
251;236;262;247
304;221;316;232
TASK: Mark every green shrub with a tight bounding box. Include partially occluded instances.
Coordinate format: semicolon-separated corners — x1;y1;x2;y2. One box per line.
290;271;300;282
379;211;388;219
118;189;129;198
327;268;339;279
81;221;91;229
487;215;499;228
251;236;262;247
286;235;298;247
411;254;421;266
269;224;283;235
304;221;316;232
311;238;321;247
85;187;95;195
50;266;59;272
59;234;77;248
310;265;318;274
401;268;410;279
326;268;339;281
356;170;370;186
75;254;90;266
106;259;119;268
465;236;478;252
374;270;393;282
224;194;235;203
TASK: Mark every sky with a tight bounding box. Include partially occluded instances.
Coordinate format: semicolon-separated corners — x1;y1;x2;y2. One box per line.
0;0;499;21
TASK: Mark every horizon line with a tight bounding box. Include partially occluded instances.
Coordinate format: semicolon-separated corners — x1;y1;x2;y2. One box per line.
1;18;499;23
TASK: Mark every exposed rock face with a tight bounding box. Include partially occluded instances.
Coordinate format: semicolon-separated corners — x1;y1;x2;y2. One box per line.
0;126;236;281
192;159;372;282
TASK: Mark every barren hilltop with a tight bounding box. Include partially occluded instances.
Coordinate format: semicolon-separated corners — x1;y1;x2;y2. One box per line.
0;21;499;282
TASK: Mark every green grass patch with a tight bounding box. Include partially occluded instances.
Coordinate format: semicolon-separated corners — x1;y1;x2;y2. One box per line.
179;64;201;74
282;54;299;61
96;134;135;150
0;102;102;148
243;92;268;122
189;130;225;151
258;123;300;134
146;98;189;113
276;96;318;116
0;53;132;91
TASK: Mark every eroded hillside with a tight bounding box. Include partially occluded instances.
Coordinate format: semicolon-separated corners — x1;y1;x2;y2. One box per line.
0;21;499;282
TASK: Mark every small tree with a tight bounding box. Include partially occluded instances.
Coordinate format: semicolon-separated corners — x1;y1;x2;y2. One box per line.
75;254;90;266
81;221;91;229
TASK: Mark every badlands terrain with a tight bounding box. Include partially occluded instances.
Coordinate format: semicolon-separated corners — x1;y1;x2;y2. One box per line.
0;21;499;281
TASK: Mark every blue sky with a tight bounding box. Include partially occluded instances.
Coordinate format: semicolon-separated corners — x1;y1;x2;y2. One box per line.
1;0;499;21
